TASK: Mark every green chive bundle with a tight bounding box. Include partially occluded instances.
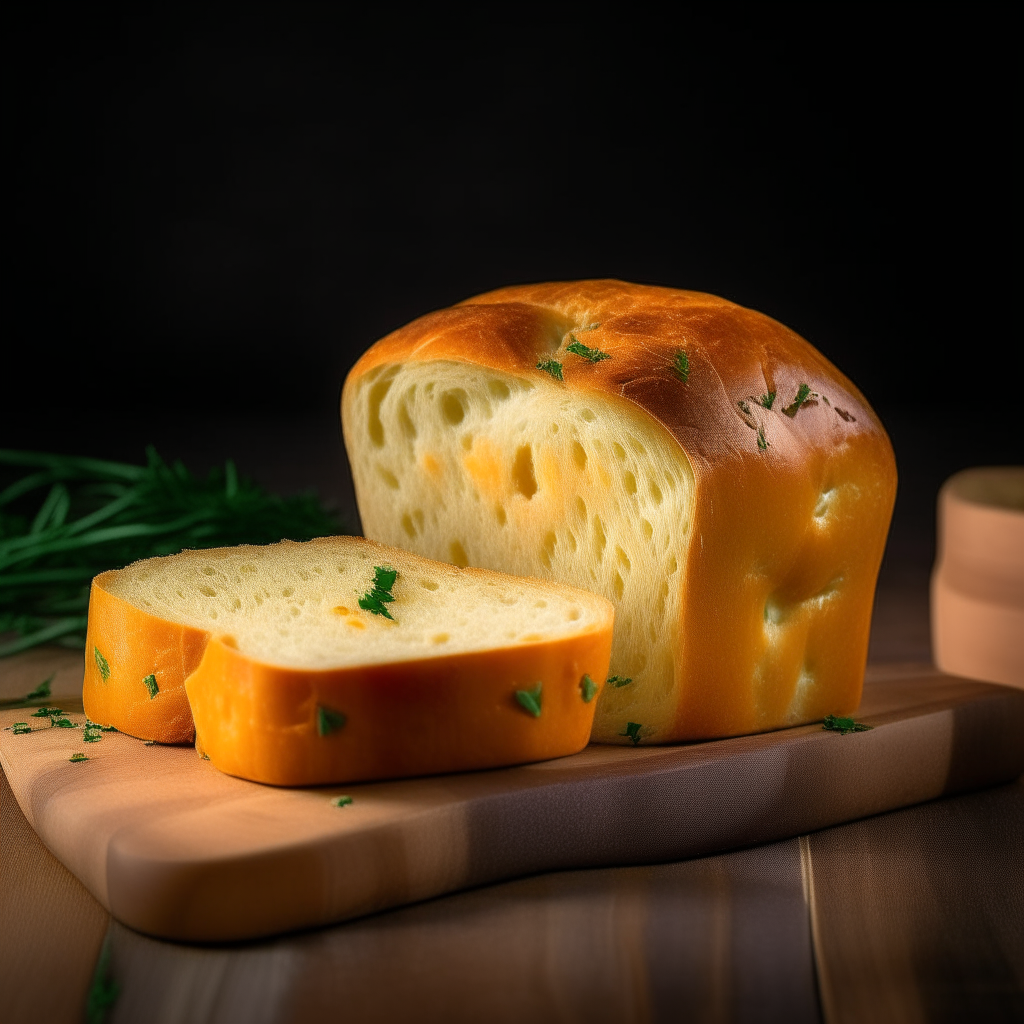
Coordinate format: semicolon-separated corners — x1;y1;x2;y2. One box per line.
0;447;344;657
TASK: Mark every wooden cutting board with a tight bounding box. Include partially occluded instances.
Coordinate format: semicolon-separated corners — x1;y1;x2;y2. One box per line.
2;651;1022;943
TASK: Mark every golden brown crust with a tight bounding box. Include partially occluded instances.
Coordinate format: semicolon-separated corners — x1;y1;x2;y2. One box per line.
344;280;897;739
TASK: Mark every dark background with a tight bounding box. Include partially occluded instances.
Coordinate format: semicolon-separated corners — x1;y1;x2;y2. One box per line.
5;10;1021;658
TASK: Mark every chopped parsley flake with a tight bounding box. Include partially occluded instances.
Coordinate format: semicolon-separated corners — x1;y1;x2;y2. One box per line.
607;675;633;688
536;359;564;381
757;425;769;450
358;565;398;619
317;705;348;737
53;718;75;729
782;383;813;418
759;391;777;410
331;795;354;808
621;722;643;745
143;674;159;699
31;706;64;719
673;351;690;383
580;674;599;702
12;722;31;734
93;647;111;682
69;752;89;762
566;337;611;363
515;682;543;718
822;714;872;735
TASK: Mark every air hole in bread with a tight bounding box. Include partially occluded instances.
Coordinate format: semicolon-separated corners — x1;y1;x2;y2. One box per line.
461;433;473;451
282;588;294;597
641;519;653;540
201;567;215;576
333;606;350;615
534;600;547;608
368;368;399;447
449;541;469;567
521;633;543;642
616;546;631;571
575;496;587;519
199;586;216;597
441;390;467;426
656;580;669;619
432;633;450;644
398;401;417;440
567;608;581;621
580;408;595;422
401;514;417;538
623;471;637;495
539;531;557;569
488;380;511;401
667;555;677;575
376;465;400;489
593;516;607;561
650;480;663;505
495;504;507;526
613;572;624;599
612;442;626;461
566;531;577;552
571;441;587;471
513;445;538;498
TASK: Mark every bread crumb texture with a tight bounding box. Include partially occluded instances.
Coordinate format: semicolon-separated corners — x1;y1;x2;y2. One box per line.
342;280;897;743
102;539;608;668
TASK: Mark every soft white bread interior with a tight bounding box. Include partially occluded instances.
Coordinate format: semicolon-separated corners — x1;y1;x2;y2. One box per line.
103;537;611;668
342;281;897;743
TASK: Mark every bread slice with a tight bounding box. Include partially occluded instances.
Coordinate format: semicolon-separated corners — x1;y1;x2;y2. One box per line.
82;537;614;784
341;281;897;743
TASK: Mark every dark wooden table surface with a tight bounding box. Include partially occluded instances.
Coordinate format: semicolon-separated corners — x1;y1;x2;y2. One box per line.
2;415;1021;1024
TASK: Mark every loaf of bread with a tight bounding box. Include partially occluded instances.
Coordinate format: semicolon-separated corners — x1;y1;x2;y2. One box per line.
82;536;614;783
342;280;896;743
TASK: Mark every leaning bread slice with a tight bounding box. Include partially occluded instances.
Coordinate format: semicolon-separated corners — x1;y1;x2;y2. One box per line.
82;536;614;784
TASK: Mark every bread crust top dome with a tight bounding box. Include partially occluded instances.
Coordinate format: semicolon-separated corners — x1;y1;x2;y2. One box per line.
344;281;897;739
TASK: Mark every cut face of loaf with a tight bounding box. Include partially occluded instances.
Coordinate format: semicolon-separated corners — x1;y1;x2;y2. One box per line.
342;281;898;743
82;537;614;783
346;362;691;742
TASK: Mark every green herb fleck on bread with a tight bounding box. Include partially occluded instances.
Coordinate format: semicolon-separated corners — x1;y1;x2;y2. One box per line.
536;359;564;381
317;706;348;737
515;682;543;718
566;338;611;363
358;566;398;619
580;675;599;702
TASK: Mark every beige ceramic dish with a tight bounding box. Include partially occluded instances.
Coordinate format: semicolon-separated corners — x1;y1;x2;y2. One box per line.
931;467;1024;687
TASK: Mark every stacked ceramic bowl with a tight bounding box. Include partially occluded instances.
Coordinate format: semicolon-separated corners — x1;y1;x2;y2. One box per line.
932;467;1024;688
